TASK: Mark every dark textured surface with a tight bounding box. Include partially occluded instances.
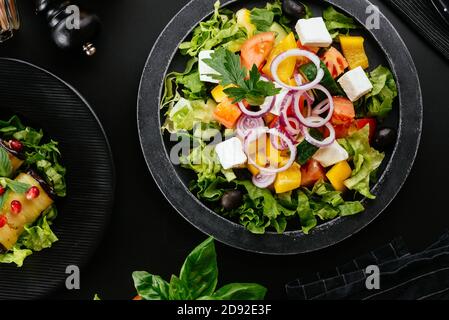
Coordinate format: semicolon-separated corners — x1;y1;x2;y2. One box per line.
0;59;114;299
384;0;449;60
0;0;448;300
138;0;422;254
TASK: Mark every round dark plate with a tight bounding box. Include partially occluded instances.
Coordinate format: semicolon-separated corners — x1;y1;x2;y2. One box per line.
138;0;422;254
0;58;115;299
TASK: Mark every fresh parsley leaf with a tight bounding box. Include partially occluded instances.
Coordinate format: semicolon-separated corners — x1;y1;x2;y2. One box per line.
0;178;31;194
0;147;12;177
204;48;280;105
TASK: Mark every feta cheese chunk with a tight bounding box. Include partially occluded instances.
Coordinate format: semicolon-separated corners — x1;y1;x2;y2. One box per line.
198;50;220;84
295;17;333;47
313;141;349;168
338;66;373;102
215;137;248;170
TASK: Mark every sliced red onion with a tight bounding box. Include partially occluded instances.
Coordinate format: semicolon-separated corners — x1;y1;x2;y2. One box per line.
252;173;276;188
271;90;292;116
280;102;301;136
301;121;336;148
236;115;264;138
238;95;275;118
244;128;297;174
271;49;324;91
293;86;334;128
312;98;330;116
270;130;289;151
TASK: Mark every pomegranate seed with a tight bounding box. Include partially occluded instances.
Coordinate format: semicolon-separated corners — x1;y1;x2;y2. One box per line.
26;186;40;200
9;139;23;152
0;185;5;196
0;215;7;228
11;200;22;214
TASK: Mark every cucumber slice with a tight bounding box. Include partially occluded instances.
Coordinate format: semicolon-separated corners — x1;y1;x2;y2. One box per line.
299;61;344;99
269;22;288;44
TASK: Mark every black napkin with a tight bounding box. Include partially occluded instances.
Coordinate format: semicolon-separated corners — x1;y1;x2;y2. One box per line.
286;232;449;300
382;0;449;60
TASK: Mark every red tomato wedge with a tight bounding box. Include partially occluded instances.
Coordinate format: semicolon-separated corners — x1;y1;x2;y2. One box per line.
300;160;326;187
321;47;349;79
356;118;377;141
331;96;355;126
241;32;276;71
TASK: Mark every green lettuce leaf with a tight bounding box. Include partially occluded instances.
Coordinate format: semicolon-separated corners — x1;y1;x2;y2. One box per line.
20;216;58;252
162;98;217;133
323;6;358;38
365;66;398;119
297;191;317;234
179;1;242;57
340;126;385;199
0;246;32;267
250;7;275;32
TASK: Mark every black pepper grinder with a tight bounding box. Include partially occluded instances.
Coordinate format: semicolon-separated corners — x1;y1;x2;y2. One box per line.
35;0;101;56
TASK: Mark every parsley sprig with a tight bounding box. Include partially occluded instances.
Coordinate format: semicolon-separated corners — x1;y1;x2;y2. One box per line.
204;48;280;106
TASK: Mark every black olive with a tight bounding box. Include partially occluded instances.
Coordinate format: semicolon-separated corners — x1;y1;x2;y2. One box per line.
221;190;244;210
373;127;397;150
282;0;307;19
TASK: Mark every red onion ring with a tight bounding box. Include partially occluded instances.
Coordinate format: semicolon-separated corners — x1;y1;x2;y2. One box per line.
236;115;264;138
271;49;324;91
312;99;330;115
245;128;297;174
252;173;276;188
293;85;334;128
238;95;276;118
301;121;336;148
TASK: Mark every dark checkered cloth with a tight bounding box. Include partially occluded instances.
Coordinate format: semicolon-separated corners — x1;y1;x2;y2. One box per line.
286;232;449;300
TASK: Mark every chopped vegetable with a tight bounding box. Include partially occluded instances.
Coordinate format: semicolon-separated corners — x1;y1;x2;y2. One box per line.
331;96;355;125
240;32;276;71
262;32;297;83
213;98;242;129
322;6;358;39
339;35;369;70
364;66;398;119
321;47;349;78
300;61;344;97
236;9;256;37
300;159;326;187
326;161;352;191
274;163;302;194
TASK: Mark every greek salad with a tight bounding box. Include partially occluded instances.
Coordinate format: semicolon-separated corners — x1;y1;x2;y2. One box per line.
0;116;66;267
162;0;398;234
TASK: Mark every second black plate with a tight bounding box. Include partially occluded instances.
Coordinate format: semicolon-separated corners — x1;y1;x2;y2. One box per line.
0;58;115;299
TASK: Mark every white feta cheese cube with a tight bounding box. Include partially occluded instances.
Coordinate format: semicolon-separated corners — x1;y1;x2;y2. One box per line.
198;50;220;84
215;137;248;170
313;141;349;168
338;66;373;102
295;17;333;47
270;88;290;116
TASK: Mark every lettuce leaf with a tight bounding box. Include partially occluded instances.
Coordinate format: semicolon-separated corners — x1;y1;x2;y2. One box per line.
179;1;243;57
365;66;398;119
162;98;217;133
0;246;32;267
21;216;58;252
297;191;317;234
323;6;358;38
340;126;385;199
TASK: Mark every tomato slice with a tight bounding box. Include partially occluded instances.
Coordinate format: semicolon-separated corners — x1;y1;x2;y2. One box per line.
300;159;326;187
331;96;355;126
241;32;276;71
321;47;349;79
356;118;377;141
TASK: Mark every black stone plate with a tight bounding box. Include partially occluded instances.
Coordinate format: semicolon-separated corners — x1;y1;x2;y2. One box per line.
138;0;422;254
0;58;115;299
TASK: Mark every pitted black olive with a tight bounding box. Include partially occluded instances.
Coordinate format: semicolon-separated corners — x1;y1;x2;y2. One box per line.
221;190;244;210
282;0;307;19
373;127;397;150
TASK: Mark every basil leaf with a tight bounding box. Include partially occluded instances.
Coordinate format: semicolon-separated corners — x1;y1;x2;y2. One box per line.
169;275;191;300
179;236;218;299
132;271;170;300
0;148;12;177
0;178;30;194
211;283;267;300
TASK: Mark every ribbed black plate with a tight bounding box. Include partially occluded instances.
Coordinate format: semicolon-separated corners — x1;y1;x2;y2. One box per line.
0;58;115;300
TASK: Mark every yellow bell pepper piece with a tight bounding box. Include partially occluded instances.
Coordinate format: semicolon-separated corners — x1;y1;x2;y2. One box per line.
247;137;284;176
211;85;237;103
339;35;369;70
247;164;260;176
326;161;353;192
274;163;302;194
262;33;297;84
236;9;256;37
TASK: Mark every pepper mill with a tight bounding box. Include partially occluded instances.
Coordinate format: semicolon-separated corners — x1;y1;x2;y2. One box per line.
35;0;101;56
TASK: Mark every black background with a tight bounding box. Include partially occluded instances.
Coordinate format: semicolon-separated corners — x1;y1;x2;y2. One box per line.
0;0;448;300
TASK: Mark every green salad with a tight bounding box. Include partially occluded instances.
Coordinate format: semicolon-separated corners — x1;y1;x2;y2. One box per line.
161;1;398;235
0;116;66;267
